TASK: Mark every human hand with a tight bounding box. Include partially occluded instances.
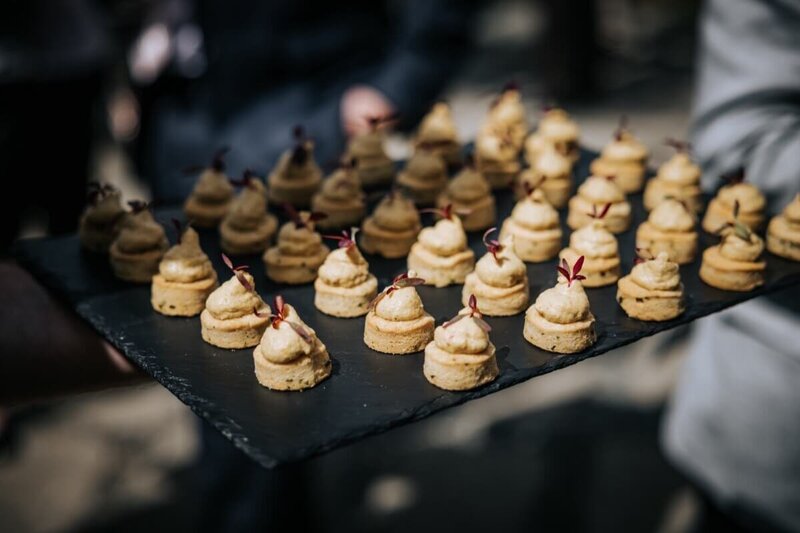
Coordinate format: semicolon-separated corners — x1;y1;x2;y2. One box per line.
340;85;396;137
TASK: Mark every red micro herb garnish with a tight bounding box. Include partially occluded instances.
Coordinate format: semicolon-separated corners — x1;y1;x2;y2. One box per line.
665;138;691;153
127;200;150;213
614;115;629;141
443;294;492;332
221;253;253;292
253;296;313;343
323;227;359;250
229;168;259;189
368;271;426;310
420;203;470;221
721;167;746;185
557;256;587;287
482;227;503;262
588;202;612;220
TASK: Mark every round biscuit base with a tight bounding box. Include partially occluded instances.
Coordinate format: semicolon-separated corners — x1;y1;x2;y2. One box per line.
110;250;163;284
253;344;332;391
314;277;378;318
200;310;270;349
423;343;499;391
767;234;800;262
523;309;596;354
184;199;230;228
616;292;684;321
151;275;218;317
363;315;435;355
699;261;764;292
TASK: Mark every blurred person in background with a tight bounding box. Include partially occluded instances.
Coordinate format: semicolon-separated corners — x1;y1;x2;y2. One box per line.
663;1;800;531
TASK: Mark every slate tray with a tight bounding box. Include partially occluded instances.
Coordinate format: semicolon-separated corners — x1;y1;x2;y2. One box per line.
14;151;800;468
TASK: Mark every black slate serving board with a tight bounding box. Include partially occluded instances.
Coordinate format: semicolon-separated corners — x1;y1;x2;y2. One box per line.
14;151;800;468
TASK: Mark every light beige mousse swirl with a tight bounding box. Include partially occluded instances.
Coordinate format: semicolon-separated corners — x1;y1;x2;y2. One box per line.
311;167;365;229
630;253;681;291
559;221;620;287
346;130;394;187
589;131;648;193
500;189;562;262
535;279;591;325
408;215;475;287
437;166;495;231
360;193;422;258
253;303;331;391
205;272;267;321
80;191;126;253
700;225;766;291
317;247;371;288
375;286;425;322
767;194;800;260
434;309;490;354
314;243;378;317
159;228;215;283
525;108;580;163
617;252;684;321
116;211;168;255
702;182;766;233
463;235;529;316
417;102;459;144
193;169;233;203
226;180;268;231
567;176;631;233
636;198;698;264
396;151;448;205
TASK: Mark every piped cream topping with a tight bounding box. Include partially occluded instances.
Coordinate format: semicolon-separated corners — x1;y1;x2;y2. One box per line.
657;153;700;185
782;194;800;223
116;210;167;254
538;108;579;142
276;218;324;256
446;166;490;202
418;216;468;256
348;131;389;160
475;236;526;288
319;168;363;202
205;272;267;320
434;307;490;354
418;103;458;143
577;175;626;204
534;279;591;324
511;189;560;230
601;131;648;162
716;183;766;213
488;89;526;129
719;230;765;262
159;227;215;283
533;145;572;178
271;143;321;181
649;199;695;232
226;179;268;230
630;252;681;291
476;129;517;162
371;194;420;231
569;221;618;258
258;304;314;364
317;246;371;287
375;285;425;321
193;169;234;203
404;151;447;181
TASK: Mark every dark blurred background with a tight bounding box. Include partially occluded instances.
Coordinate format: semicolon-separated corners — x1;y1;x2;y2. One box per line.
1;0;701;531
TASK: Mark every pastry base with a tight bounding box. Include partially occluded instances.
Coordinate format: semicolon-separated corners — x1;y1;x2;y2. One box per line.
267;175;321;208
499;219;562;262
311;197;366;230
423;342;498;391
363;312;435;354
462;273;529;316
314;275;378;317
589;159;645;193
523;307;596;354
357;162;395;189
200;309;270;349
702;198;764;234
559;247;620;288
220;215;278;255
183;197;230;227
253;340;332;391
407;243;476;287
109;244;164;283
635;222;698;265
643;179;702;213
616;275;684;321
360;218;420;259
767;217;800;261
436;193;496;232
263;245;329;284
151;274;218;317
699;246;765;292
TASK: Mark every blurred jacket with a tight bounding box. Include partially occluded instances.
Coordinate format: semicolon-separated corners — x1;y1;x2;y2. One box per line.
142;0;477;201
663;0;800;530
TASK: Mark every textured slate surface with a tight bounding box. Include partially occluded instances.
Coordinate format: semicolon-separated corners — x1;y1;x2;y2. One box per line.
14;151;800;468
